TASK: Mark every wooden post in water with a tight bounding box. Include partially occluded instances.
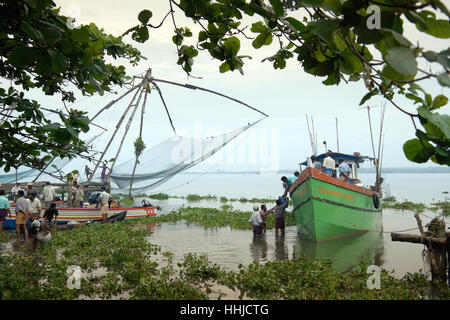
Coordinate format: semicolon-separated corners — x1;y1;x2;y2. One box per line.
392;214;448;283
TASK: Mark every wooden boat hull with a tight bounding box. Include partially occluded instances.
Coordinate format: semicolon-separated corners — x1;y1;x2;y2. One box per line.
290;167;382;242
2;205;157;229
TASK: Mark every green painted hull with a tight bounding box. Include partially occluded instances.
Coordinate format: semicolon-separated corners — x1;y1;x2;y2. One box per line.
291;176;382;242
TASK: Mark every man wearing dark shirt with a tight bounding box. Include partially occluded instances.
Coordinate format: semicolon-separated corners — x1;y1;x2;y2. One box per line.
43;202;58;233
265;195;289;236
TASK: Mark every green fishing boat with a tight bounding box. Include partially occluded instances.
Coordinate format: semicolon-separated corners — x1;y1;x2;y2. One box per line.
290;153;382;242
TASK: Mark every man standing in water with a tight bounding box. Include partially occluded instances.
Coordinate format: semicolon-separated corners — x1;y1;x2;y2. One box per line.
249;205;263;237
15;190;29;241
99;186;110;222
259;204;268;234
265;195;289;237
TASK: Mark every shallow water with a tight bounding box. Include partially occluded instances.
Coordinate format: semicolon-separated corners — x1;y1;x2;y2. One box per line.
144;198;448;278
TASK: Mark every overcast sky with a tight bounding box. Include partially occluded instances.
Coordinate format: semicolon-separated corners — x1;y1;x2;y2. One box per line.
29;1;450;171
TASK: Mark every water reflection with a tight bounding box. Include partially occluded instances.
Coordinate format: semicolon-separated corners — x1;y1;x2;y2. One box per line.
249;235;268;263
274;235;288;261
293;231;385;273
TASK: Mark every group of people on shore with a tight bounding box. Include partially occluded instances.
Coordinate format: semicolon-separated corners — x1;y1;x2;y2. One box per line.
1;179;112;243
0;184;57;246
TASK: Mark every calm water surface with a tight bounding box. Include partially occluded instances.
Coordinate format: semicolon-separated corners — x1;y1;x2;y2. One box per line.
138;173;449;278
144;197;448;278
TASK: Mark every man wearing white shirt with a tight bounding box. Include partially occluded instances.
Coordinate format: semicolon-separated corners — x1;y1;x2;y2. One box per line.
11;183;22;201
249;205;263;236
322;152;335;176
99;186;110;222
43;182;56;208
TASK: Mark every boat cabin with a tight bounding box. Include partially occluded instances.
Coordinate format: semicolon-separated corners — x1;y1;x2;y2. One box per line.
299;152;372;185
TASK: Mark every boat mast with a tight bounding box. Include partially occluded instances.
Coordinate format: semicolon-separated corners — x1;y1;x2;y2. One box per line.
335;117;340;153
306;115;315;155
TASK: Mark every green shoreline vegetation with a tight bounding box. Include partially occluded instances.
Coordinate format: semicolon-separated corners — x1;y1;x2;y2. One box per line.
1;206;449;299
132;193;450;216
1;191;447;299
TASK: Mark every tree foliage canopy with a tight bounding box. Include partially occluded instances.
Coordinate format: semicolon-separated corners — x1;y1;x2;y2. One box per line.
0;0;143;172
127;0;450;165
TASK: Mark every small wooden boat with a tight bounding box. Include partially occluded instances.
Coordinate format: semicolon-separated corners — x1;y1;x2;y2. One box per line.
56;211;127;229
3;204;157;229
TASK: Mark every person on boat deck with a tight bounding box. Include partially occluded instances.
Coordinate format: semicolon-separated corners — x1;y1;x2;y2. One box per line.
249;205;263;236
322;152;335;176
28;192;41;222
25;183;38;199
259;204;268;234
70;181;79;207
311;155;322;170
11;183;23;202
338;159;351;182
43;182;56;208
265;195;289;237
99;186;110;222
43;202;58;233
84;165;92;180
101;162;109;183
281;176;297;197
75;185;84;208
0;189;11;233
15;190;29;241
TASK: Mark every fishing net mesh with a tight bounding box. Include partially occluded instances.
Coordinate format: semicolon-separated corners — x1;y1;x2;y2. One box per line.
110;122;255;194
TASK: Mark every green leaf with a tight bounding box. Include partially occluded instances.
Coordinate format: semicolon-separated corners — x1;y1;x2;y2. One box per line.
219;62;230;73
384;47;417;76
431;95;448;110
283;17;306;33
309;20;340;42
223;36;240;56
7;46;39;67
416;13;450;38
252;32;272;49
359;88;379;106
269;0;284;17
338;49;364;74
82;47;94;67
437;73;450;87
138;9;153;24
251;21;268;33
403;139;430;163
418;106;450;139
71;27;90;43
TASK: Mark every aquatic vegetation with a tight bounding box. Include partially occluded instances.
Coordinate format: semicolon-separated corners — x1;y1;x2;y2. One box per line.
185;194;217;201
382;198;427;212
149;206;295;230
217;258;449;300
118;196;134;207
429;201;450;216
0;216;448;300
147;193;170;200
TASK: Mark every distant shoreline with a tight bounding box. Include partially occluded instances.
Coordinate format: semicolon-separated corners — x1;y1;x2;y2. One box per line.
182;167;450;175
